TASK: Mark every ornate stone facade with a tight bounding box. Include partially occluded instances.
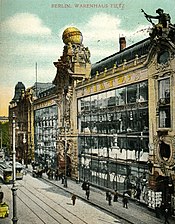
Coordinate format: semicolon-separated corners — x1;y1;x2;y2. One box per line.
53;27;91;179
143;10;175;212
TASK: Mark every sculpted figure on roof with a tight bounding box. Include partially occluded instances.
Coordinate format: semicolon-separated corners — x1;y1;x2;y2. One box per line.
141;8;175;40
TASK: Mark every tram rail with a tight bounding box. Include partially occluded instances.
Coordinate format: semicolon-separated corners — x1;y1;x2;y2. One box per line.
27;170;133;224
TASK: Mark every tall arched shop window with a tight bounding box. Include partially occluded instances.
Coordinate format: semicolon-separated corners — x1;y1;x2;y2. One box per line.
158;78;170;128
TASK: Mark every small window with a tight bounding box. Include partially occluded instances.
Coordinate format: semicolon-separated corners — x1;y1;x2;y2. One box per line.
158;78;171;128
159;107;170;128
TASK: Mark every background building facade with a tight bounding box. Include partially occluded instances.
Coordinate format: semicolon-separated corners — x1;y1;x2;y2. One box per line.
33;85;58;169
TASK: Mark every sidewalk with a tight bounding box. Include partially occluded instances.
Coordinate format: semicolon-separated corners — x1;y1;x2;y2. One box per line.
29;166;174;224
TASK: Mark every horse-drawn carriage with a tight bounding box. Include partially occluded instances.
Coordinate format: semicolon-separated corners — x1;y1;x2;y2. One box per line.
32;163;44;178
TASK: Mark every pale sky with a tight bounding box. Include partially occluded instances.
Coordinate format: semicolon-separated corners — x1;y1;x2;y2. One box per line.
0;0;175;116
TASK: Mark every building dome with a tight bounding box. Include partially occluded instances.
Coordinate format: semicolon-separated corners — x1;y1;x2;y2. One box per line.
62;27;83;45
12;82;25;102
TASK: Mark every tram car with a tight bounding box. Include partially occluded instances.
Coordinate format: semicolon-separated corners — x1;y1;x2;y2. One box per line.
8;162;24;180
0;162;24;183
0;163;12;184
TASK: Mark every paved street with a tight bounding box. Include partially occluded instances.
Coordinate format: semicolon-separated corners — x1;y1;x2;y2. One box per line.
1;167;175;224
0;173;121;224
36;166;175;224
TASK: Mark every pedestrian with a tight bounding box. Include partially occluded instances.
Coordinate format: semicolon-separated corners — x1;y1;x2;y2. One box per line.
113;190;118;202
155;205;160;218
122;194;128;208
106;191;109;200
0;186;4;203
86;189;90;200
136;187;141;201
71;193;76;206
108;192;112;206
164;208;170;224
61;175;65;184
50;169;53;180
85;180;90;190
55;169;58;181
59;172;63;180
82;181;86;190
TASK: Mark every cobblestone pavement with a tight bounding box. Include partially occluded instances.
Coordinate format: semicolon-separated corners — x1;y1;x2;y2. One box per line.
38;167;174;224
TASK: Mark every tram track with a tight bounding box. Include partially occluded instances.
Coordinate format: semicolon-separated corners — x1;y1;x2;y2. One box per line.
19;181;90;224
27;171;133;224
6;177;92;224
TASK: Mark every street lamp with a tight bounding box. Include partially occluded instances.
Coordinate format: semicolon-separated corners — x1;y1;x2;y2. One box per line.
23;133;27;167
11;113;18;223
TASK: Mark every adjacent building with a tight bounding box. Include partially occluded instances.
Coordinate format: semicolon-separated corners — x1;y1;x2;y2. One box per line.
33;84;58;169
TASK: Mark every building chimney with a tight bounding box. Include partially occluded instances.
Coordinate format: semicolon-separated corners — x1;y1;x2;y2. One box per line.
119;37;126;51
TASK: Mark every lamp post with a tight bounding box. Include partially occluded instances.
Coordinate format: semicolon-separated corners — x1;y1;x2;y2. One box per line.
11;113;18;223
23;133;27;168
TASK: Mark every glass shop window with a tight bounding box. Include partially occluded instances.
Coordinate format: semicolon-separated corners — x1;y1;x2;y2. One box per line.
158;78;170;103
79;99;85;112
84;97;91;111
159;107;170;128
158;78;171;128
91;95;98;110
127;84;137;103
139;109;149;131
98;92;107;109
138;81;148;102
107;90;116;107
82;114;91;133
116;87;126;105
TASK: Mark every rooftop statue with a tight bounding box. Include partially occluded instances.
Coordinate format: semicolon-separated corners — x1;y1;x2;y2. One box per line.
142;8;171;28
141;8;175;39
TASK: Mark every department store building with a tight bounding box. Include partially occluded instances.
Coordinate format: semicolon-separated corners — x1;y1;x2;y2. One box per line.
75;24;175;211
9;15;175;213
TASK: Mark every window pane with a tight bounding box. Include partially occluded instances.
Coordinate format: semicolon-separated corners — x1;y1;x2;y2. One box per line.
158;78;170;99
116;87;126;105
91;95;98;110
159;107;170;128
98;92;107;109
138;81;148;102
127;84;137;103
107;90;115;107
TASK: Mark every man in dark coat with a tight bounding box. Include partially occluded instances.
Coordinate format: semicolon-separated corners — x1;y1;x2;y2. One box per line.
108;192;112;206
86;189;90;200
71;193;76;206
122;194;128;208
113;190;118;202
164;208;170;224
